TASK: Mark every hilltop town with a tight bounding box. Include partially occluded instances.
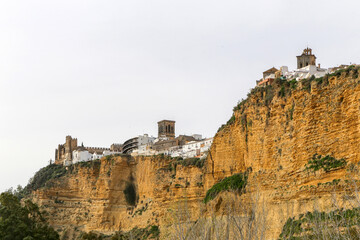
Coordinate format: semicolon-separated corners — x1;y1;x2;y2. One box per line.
54;120;213;166
54;47;353;167
257;47;353;87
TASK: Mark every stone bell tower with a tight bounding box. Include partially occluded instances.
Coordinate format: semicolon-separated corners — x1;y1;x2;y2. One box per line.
158;120;175;139
297;47;316;69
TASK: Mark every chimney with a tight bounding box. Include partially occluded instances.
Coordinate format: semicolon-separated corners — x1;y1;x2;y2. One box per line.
318;63;321;68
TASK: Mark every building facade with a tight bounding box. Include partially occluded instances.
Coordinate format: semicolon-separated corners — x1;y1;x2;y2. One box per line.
296;47;316;69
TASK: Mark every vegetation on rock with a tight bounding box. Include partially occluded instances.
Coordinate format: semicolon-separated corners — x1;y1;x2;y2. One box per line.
23;164;68;195
76;159;101;169
218;65;360;133
111;225;160;240
0;192;59;240
168;157;205;172
305;154;346;172
79;226;160;240
204;172;248;203
279;207;360;239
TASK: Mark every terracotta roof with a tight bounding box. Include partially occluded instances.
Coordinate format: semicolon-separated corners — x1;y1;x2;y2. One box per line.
263;67;278;74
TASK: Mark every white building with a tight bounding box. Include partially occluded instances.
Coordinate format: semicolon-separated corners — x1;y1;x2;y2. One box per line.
138;134;156;146
68;148;121;166
72;149;92;164
131;144;157;156
283;65;328;80
170;138;213;159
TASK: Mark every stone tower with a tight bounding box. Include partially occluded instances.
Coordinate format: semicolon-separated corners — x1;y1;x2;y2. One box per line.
296;47;316;69
158;120;175;139
55;135;78;165
64;135;77;162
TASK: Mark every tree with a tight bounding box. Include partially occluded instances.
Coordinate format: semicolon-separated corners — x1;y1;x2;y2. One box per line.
0;192;59;240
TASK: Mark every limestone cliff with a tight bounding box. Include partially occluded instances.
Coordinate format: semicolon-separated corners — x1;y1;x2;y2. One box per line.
32;69;360;239
32;156;204;239
204;70;360;238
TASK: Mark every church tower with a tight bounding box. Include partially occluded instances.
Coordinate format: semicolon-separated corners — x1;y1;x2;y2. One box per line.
297;47;316;69
158;120;175;139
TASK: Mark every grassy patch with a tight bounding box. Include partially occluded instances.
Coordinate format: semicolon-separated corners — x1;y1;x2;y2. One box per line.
305;154;346;172
203;172;248;204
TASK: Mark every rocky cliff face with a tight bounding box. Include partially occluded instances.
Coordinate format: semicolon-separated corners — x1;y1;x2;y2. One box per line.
204;71;360;238
33;71;360;239
32;156;204;239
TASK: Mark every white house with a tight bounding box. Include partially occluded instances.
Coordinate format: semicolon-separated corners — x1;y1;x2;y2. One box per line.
69;148;122;165
170;138;213;159
72;149;92;164
283;65;328;80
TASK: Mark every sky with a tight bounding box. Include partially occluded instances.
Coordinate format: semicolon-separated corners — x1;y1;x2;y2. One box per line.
1;0;360;192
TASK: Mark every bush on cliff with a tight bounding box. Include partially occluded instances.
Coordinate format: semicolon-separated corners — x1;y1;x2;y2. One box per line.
111;225;160;240
279;207;360;239
177;157;204;168
79;231;106;240
0;192;59;240
204;172;248;203
23;164;67;194
305;154;346;172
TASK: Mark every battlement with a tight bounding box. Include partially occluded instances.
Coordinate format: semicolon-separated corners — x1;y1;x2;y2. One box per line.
85;147;110;154
55;135;122;164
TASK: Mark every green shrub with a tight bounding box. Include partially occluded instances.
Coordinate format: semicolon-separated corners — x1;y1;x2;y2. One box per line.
111;225;159;240
0;192;59;240
217;124;226;133
79;231;105;240
279;207;360;239
289;104;295;121
278;85;285;97
204;173;248;203
77;159;101;169
305;154;346;172
169;158;205;171
24;164;68;194
289;79;297;89
233;98;247;112
226;114;236;125
179;158;204;168
264;85;275;106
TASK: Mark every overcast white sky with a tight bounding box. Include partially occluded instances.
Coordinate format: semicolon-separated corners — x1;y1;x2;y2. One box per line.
1;0;360;192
